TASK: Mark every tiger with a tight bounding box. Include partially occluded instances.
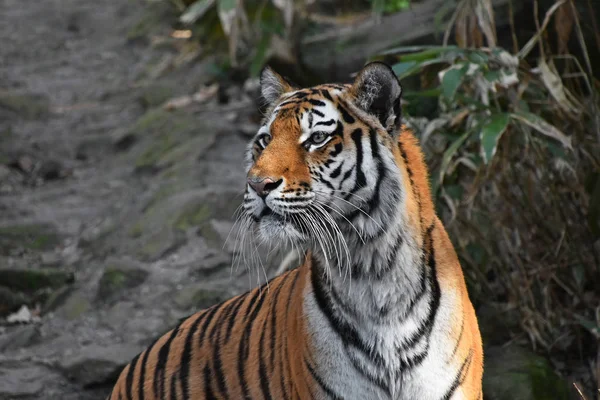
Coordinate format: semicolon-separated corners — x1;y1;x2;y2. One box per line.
108;61;483;400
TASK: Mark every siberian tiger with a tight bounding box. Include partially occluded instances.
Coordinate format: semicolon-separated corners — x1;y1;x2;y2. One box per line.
108;62;483;399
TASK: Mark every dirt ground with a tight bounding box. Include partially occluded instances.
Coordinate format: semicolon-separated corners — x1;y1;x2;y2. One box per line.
0;0;284;398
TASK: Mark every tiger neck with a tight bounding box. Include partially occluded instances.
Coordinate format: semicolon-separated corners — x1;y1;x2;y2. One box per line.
310;195;430;325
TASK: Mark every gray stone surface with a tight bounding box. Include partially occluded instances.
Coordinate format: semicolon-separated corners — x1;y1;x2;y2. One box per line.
59;343;143;386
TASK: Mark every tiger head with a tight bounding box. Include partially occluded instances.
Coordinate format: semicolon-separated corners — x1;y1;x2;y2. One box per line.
244;62;406;248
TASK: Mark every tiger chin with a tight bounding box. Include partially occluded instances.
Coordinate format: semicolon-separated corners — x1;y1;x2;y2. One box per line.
108;62;484;400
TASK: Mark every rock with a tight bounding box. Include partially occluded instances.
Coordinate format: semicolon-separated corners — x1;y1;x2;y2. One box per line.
0;164;11;180
0;286;30;317
138;84;177;109
0;223;61;255
0;324;39;351
0;365;46;397
137;227;186;261
58;293;91;320
0;268;74;294
483;344;570;400
174;284;228;310
97;263;149;302
59;343;142;386
37;159;66;180
0;92;50;119
75;136;114;161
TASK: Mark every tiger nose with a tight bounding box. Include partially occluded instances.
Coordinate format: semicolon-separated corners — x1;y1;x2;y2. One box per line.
247;177;283;198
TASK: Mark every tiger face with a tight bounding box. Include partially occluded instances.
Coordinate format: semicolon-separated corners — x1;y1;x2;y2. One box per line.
244;62;404;248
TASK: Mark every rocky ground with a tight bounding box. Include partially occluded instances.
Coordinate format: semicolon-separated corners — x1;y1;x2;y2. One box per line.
0;1;288;398
0;1;580;399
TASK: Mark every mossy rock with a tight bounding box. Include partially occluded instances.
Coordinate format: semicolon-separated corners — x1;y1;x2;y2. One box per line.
97;264;149;301
0;268;74;294
136;227;186;262
126;1;175;41
59;293;91;320
173;193;241;233
483;344;570;400
0;224;61;254
126;109;204;171
138;84;176;109
0;92;50;119
174;285;228;310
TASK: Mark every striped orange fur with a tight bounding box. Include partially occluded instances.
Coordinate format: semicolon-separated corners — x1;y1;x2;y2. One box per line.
108;62;483;400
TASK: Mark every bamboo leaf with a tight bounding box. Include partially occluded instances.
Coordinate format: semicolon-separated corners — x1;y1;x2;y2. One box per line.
480;113;510;164
391;61;418;78
437;127;474;190
441;64;468;100
510;111;572;149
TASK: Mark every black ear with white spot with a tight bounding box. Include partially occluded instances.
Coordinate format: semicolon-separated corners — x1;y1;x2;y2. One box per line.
260;66;296;105
351;62;402;135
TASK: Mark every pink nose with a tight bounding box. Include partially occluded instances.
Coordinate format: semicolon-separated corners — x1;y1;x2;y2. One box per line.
247;177;282;198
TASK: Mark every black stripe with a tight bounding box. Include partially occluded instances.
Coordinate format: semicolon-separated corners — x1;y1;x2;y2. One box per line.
396;224;440;354
315;119;335;127
280;270;301;399
312;109;325;117
338;104;355;124
203;363;218;399
310;257;379;365
330;142;343;158
258;313;274;400
243;288;262;323
180;312;209;400
309;99;326;107
237;288;269;398
153;324;182;399
339;168;353;187
225;293;250;342
198;304;220;345
169;372;178;399
137;337;159;400
212;321;229;397
347;129;366;197
450;313;465;359
346;349;389;394
304;356;344;400
320;89;333;101
441;349;474;400
125;353;140;400
269;275;290;370
330;161;344;179
398;141;423;233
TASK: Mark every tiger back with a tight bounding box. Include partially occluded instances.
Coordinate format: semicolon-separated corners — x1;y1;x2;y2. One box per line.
108;62;483;400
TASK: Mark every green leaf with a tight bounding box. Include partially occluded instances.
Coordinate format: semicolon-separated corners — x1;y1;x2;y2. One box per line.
180;0;215;24
483;70;501;82
442;64;468;100
480;113;510;164
392;61;418;78
510;111;572;149
467;51;489;65
437;127;474;191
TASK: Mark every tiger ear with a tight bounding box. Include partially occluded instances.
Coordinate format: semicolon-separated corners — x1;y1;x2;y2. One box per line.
351;62;402;135
260;66;296;104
